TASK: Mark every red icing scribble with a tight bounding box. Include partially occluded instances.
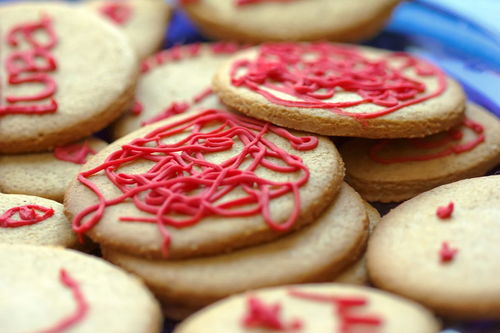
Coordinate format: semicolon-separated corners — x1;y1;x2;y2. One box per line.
36;269;89;333
0;14;59;115
436;202;454;219
289;289;383;333
369;117;485;164
230;43;447;120
0;205;54;228
141;101;190;126
439;242;458;263
73;109;317;256
99;2;133;25
242;296;302;331
54;141;97;165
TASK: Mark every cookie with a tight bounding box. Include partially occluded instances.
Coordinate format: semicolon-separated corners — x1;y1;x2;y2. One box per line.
65;109;345;259
174;284;440;333
0;193;76;247
213;42;466;138
341;103;500;202
102;183;368;318
0;244;162;333
367;176;500;319
0;2;138;153
113;42;245;139
180;0;401;43
84;0;171;60
0;137;107;202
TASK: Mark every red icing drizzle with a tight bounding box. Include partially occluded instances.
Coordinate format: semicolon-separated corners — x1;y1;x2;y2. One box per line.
242;296;302;331
0;205;54;228
289;289;383;333
0;14;59;115
439;242;458;263
54;141;97;165
36;269;89;333
369;117;485;164
436;202;454;219
230;43;447;120
73;109;318;256
99;2;133;25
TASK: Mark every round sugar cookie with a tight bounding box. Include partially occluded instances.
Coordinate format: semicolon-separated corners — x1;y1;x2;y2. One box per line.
174;284;440;333
113;42;245;139
66;109;345;259
0;2;138;153
0;244;162;333
180;0;401;43
84;0;171;60
213;43;466;138
0;138;107;202
0;193;76;247
367;176;500;319
102;183;369;317
341;104;500;202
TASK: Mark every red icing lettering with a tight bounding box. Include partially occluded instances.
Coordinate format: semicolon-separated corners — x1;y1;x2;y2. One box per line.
369;117;485;163
439;242;458;263
230;43;446;120
0;205;54;228
54;141;97;165
73;109;318;256
99;2;133;25
289;289;383;333
436;202;454;219
242;296;303;331
0;14;59;115
35;269;89;333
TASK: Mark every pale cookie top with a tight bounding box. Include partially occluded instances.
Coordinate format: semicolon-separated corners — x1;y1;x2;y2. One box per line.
0;2;138;153
84;0;171;60
66;109;344;259
113;42;246;139
367;176;500;319
0;193;76;247
174;284;440;333
0;244;162;333
213;43;465;138
0;137;107;202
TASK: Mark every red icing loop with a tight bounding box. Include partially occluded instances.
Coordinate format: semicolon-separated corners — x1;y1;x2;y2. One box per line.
241;296;303;331
99;2;133;25
73;109;318;257
436;202;454;219
230;43;447;120
53;141;97;165
35;269;89;333
0;14;59;115
369;117;485;164
0;205;54;228
439;242;458;263
289;289;383;333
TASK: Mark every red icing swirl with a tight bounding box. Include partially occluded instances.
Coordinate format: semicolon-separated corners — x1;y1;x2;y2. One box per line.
73;109;318;256
436;202;454;219
53;141;97;165
230;43;447;120
439;242;458;263
242;296;302;331
99;2;133;25
0;205;54;228
0;14;59;115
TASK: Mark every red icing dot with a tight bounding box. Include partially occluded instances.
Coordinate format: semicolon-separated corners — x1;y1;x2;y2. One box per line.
439;242;459;263
99;2;133;25
436;202;454;219
54;141;97;165
241;296;303;331
230;43;447;120
73;109;318;257
0;205;54;228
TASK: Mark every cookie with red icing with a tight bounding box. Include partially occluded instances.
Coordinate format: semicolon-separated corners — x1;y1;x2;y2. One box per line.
367;176;500;319
0;137;107;202
0;2;138;153
65;109;345;260
83;0;171;60
340;104;500;202
0;193;76;247
180;0;401;43
0;244;162;333
174;284;440;333
113;42;245;139
213;42;466;138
